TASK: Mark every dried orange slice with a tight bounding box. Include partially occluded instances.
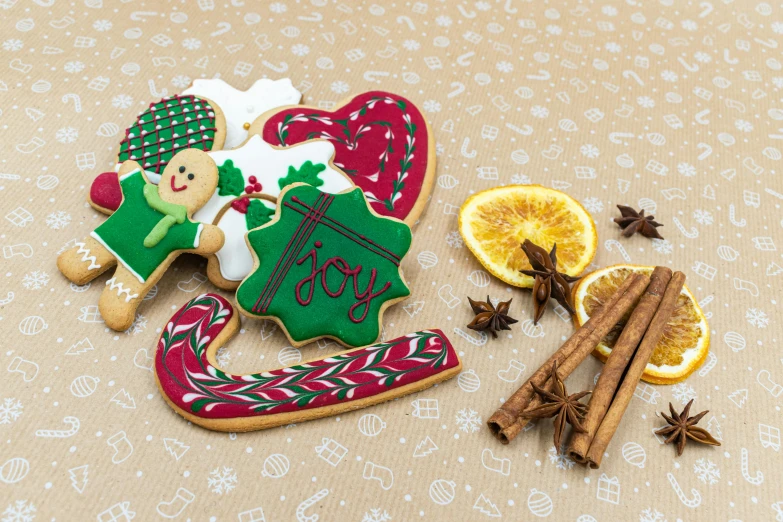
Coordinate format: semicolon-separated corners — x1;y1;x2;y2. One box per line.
459;185;597;288
573;264;710;384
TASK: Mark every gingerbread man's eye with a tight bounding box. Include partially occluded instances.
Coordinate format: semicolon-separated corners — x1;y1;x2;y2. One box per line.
179;166;186;173
188;173;195;180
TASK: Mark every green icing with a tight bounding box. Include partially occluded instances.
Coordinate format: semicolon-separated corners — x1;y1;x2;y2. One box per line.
142;184;187;247
217;159;245;197
93;171;201;282
278;161;327;190
245;199;276;230
236;185;412;347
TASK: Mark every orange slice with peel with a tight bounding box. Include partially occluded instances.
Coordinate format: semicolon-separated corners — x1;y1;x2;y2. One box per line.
573;264;710;384
459;185;597;288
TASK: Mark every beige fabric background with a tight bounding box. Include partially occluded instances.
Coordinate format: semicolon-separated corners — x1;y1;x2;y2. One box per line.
1;0;782;520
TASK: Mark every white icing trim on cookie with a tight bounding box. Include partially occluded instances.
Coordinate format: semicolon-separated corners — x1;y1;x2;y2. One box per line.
74;242;101;271
183;78;302;149
105;277;138;302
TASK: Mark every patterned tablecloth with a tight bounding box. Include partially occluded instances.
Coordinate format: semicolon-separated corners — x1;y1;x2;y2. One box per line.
1;1;782;520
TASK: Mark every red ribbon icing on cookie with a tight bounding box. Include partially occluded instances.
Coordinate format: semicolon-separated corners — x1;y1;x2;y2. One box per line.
155;293;459;420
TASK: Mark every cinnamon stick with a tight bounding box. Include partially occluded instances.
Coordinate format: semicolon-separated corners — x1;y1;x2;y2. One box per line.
584;271;686;468
494;272;651;444
487;272;641;442
567;267;672;462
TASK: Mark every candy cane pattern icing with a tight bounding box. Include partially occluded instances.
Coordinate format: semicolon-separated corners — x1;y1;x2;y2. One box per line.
154;293;461;431
183;78;302;149
236;184;412;347
194;136;354;286
252;91;435;225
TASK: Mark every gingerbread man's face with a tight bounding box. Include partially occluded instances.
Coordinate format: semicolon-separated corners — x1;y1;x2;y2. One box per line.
158;149;219;213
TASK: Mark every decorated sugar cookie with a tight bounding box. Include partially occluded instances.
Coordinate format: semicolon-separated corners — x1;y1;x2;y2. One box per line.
155;293;461;432
195;135;354;289
57;150;224;331
89;94;227;213
236;184;412;348
183;78;302;149
250;91;435;225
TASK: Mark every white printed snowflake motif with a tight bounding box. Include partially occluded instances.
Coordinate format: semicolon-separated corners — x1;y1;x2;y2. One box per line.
605;42;622;53
694;51;712;63
735;119;753;133
182;38;202;50
511;173;531;184
208;467;238;494
580;144;599;158
602;5;618;15
661;70;678;82
455;408;481;433
693;458;720;485
677;162;697;177
64;61;85;74
475;1;491;11
445;231;464;249
496;61;513;73
112;95;133;109
402;40;421;51
125;314;148;336
22;271;50;290
546;24;563;35
2;39;23;51
693;209;713;225
92;19;112;31
2;500;36;522
745;308;769;329
55;127;79;144
773;77;783;89
171;75;192;89
582;197;604;213
435;15;453;27
361;508;392;522
46;210;71;230
639;507;666;522
531;105;549;118
435;143;445;156
331;81;350;94
637;96;655;108
652;239;673;255
0;398;23;424
215;347;231;368
269;2;286;13
773;21;783;34
671;383;697;404
423;100;442;113
291;44;310;56
548;446;575;470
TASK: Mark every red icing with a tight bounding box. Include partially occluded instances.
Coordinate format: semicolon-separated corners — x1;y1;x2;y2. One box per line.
261;91;430;222
170;176;188;192
90;172;123;211
231;197;250;214
155;293;459;420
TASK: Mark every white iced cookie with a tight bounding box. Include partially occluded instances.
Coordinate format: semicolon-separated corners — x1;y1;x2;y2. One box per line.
183;78;302;149
194;135;354;288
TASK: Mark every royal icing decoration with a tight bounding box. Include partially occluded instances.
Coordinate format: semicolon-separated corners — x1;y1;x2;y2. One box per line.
74;242;100;271
105;277;139;302
183;78;301;149
259;91;431;223
193;135;353;282
155;294;460;424
236;184;411;347
91;170;203;283
118;95;217;177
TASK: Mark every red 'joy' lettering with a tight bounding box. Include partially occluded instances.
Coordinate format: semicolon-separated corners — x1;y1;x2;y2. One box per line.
294;244;391;323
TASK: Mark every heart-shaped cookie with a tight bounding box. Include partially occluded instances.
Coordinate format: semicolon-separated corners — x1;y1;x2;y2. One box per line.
251;91;434;225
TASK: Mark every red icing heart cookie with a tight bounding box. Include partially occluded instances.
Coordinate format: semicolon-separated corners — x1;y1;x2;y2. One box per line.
251;91;435;225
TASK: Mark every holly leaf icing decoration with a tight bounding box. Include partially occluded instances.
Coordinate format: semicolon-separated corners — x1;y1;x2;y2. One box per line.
118;94;217;174
277;161;327;190
217;159;245;197
236;184;412;347
245;199;275;230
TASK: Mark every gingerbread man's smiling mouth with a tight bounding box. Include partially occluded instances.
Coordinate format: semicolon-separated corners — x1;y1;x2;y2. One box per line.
170;176;188;192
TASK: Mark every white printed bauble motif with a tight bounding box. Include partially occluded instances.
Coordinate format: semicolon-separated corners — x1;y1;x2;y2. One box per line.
0;457;30;484
417;251;438;270
457;369;481;393
723;331;746;352
621;442;646;468
467;270;491;287
97;122;120;138
19;316;47;336
358;414;386;437
429;479;456;505
70;375;100;398
717;245;739;262
527;488;553;517
511;149;529;165
261;454;290;478
437;175;458;189
36;174;59;190
638;198;656;214
278;346;302;366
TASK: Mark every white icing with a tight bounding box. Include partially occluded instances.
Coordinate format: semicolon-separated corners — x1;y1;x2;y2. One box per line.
192;135;354;282
105;277;139;302
183;78;302;149
75;242;100;270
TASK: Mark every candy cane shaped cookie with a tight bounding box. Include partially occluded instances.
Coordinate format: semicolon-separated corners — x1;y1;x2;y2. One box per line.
154;294;461;432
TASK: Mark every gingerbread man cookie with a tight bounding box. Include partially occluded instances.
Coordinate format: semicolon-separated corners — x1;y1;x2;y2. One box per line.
236;183;412;348
249;90;435;226
58;149;224;331
155;293;462;432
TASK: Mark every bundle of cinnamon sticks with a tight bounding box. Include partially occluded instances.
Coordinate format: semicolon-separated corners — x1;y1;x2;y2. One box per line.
488;266;686;469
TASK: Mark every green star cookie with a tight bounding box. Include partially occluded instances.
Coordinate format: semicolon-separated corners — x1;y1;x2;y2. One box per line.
236;184;412;347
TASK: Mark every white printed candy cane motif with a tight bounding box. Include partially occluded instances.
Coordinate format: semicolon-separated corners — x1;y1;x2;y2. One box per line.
62;93;82;112
74;242;101;270
666;472;702;508
741;448;764;485
35;416;80;438
672;217;699;238
452;327;488;346
105;277;138;302
604;240;632;262
729;204;747;227
296;489;329;522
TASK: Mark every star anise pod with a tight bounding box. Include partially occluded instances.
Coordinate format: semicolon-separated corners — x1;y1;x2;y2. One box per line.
467;296;518;338
655;400;720;457
614;205;664;239
521;361;590;450
519;239;580;324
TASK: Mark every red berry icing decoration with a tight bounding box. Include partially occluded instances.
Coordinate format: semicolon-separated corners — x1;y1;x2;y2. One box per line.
231;197;251;214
